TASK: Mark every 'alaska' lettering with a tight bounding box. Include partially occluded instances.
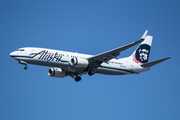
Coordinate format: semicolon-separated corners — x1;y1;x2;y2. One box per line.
30;50;62;62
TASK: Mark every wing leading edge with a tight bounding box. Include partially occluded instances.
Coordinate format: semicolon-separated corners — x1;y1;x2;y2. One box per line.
88;30;148;63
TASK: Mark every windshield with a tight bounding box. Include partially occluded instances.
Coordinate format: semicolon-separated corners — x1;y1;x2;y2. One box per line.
16;49;25;51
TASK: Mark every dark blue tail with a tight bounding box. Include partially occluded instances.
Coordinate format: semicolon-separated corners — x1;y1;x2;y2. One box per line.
132;36;152;64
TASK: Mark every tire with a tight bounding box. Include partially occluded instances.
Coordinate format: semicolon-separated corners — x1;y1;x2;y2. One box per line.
24;66;28;70
88;70;95;76
75;76;81;82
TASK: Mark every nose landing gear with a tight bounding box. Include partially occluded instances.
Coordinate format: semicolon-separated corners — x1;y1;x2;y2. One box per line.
24;66;28;70
19;60;28;70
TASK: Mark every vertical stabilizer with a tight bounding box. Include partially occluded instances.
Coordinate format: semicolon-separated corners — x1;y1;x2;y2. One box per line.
132;36;153;64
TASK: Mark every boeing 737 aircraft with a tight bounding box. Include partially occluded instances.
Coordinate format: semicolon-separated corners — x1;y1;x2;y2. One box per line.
10;30;170;82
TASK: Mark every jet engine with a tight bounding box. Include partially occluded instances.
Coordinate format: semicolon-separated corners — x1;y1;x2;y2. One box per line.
70;57;89;67
48;68;66;78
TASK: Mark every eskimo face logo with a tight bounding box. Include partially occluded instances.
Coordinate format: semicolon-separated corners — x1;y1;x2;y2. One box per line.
139;49;149;61
135;44;150;63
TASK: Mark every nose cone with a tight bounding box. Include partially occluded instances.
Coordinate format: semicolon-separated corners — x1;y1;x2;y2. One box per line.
10;52;13;57
10;51;15;57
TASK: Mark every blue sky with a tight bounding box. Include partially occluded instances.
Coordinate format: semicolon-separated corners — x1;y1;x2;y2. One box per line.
1;0;180;120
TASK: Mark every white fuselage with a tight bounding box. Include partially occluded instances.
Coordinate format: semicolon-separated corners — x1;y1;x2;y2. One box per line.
10;47;149;76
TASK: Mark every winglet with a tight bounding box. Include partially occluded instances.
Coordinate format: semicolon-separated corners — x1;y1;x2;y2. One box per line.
141;30;148;40
141;57;171;67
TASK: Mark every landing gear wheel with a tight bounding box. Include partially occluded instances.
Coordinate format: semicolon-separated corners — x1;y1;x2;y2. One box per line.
24;66;28;70
88;70;95;76
75;76;81;82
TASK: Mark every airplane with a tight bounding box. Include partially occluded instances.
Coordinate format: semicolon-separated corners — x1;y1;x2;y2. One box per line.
10;30;171;82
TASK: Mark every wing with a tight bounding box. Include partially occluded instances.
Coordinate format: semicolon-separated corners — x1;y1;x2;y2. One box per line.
88;30;148;63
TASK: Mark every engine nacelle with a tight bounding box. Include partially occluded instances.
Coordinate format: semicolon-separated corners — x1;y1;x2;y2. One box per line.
70;57;89;67
48;68;66;78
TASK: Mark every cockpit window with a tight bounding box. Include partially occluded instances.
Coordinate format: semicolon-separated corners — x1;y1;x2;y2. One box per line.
16;49;25;51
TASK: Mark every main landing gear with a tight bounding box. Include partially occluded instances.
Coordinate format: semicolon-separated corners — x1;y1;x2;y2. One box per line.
74;70;95;82
88;70;95;76
75;76;81;82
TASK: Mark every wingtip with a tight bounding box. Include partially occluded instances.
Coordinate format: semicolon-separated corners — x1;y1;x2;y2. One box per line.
141;30;148;39
159;57;172;62
167;57;172;59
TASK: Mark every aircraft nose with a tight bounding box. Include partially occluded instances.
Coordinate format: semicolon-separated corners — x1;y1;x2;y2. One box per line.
10;52;13;56
10;51;15;57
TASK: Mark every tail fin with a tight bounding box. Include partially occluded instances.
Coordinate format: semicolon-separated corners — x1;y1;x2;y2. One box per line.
132;35;153;64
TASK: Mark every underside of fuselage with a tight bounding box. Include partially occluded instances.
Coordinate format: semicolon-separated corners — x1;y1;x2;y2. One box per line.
14;57;134;76
96;67;133;75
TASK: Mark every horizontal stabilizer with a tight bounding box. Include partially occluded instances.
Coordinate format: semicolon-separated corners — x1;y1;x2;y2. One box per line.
141;57;171;67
